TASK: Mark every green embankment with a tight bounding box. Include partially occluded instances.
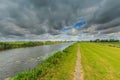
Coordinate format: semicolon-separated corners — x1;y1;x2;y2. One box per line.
0;41;64;51
8;43;78;80
80;42;120;80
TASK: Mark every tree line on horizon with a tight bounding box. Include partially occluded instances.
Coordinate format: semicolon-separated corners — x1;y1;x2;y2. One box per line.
90;39;119;42
0;41;64;51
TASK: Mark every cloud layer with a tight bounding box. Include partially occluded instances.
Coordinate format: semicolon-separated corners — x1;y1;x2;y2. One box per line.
0;0;120;41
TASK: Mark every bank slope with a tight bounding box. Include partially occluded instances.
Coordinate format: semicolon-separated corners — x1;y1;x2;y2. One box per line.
8;43;78;80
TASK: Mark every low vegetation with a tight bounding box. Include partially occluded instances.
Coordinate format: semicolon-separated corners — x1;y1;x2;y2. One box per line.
90;39;119;42
0;41;64;51
8;43;77;80
99;42;120;48
80;42;120;80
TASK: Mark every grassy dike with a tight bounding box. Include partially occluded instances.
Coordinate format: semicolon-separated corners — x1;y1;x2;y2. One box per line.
7;43;78;80
80;42;120;80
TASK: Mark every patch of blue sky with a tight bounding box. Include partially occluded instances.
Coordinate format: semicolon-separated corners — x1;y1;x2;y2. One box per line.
73;20;86;28
60;20;87;33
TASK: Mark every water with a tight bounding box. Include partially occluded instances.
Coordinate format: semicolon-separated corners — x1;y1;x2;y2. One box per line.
0;43;73;80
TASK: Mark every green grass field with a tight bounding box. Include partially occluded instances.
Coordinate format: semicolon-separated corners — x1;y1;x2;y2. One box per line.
98;42;120;48
80;42;120;80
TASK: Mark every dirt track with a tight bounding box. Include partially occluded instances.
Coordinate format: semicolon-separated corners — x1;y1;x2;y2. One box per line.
74;44;84;80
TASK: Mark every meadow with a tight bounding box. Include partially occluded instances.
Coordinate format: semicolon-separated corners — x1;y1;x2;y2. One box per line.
80;42;120;80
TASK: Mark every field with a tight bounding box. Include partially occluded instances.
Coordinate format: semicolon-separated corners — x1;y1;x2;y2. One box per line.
6;42;120;80
80;42;120;80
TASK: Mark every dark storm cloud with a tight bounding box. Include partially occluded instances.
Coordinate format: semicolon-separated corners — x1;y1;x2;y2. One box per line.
89;0;120;36
94;0;120;24
96;18;120;30
0;0;120;40
100;26;120;34
79;0;120;38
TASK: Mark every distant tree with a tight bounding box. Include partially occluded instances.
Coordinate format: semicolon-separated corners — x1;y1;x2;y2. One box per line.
95;39;100;42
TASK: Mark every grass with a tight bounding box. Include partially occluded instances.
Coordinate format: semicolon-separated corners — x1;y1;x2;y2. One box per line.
98;42;120;48
0;41;65;51
80;42;120;80
8;43;78;80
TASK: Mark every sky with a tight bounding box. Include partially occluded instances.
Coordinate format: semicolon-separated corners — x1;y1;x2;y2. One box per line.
0;0;120;41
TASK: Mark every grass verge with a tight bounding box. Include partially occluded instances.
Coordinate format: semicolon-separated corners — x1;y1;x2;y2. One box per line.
8;43;78;80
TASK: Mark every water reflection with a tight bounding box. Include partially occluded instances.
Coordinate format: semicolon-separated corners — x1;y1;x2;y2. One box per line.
0;43;73;80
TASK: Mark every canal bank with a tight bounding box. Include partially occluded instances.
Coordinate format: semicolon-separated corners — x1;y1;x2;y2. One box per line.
0;43;73;80
7;43;77;80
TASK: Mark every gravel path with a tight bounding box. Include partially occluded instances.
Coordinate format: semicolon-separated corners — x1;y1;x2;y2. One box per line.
74;45;84;80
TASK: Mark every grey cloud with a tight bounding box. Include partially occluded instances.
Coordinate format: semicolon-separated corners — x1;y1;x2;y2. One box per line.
96;18;120;30
100;26;120;34
80;0;120;38
0;0;120;40
95;0;120;24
